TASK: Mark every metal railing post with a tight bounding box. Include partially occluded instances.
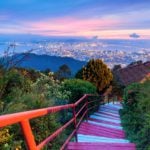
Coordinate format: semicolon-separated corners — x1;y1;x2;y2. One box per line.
20;119;37;150
107;95;109;103
99;95;102;108
73;105;78;142
86;95;88;121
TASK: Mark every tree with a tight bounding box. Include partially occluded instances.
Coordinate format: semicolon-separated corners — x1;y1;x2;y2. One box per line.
75;68;84;79
43;68;51;75
112;64;121;72
112;65;124;97
55;64;71;81
83;59;113;92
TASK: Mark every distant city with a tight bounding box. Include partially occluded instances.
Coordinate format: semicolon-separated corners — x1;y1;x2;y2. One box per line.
0;39;150;68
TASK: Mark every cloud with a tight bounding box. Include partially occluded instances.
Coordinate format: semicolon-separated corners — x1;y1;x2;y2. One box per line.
22;17;120;37
92;36;99;40
0;0;150;39
129;33;140;38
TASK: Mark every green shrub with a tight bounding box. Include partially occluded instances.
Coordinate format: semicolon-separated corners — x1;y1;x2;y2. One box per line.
121;80;150;150
0;71;71;149
61;79;97;103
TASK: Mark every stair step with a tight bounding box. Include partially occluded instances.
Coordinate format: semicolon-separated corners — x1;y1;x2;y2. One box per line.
94;112;121;120
97;111;120;118
67;103;136;150
77;134;129;143
85;120;123;130
90;115;121;123
78;122;125;138
103;104;122;109
88;118;121;126
99;108;119;114
67;142;136;150
100;106;120;111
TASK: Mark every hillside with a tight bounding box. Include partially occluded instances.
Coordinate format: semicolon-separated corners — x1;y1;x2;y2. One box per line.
14;53;86;74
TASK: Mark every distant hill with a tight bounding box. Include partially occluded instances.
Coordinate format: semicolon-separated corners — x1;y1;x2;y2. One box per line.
13;53;86;74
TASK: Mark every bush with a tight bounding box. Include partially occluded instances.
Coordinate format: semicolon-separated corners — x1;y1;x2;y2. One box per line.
0;71;70;149
120;80;150;150
0;69;31;103
61;79;97;103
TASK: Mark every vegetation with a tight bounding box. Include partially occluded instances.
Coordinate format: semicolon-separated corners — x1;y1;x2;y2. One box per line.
1;55;149;150
61;79;97;103
0;47;114;149
54;64;72;81
0;62;98;149
120;80;150;150
75;67;84;79
0;67;70;149
82;59;113;92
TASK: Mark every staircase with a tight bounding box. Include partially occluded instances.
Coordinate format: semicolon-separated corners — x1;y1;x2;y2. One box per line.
0;95;136;150
67;102;136;150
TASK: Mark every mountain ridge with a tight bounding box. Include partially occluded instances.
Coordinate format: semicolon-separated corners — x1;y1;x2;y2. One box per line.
14;53;86;74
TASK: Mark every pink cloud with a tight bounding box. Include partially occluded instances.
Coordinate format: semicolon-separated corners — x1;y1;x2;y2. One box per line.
24;17;150;39
1;16;149;39
25;17;120;35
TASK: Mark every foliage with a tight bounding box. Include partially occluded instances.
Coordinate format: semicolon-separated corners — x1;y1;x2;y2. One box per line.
55;64;72;81
32;73;71;104
0;65;98;149
16;67;41;82
111;76;124;97
75;67;84;79
111;64;125;97
42;68;51;75
82;59;113;92
0;128;12;145
112;64;121;72
0;68;71;149
61;79;97;103
0;69;32;104
60;79;97;126
120;80;150;150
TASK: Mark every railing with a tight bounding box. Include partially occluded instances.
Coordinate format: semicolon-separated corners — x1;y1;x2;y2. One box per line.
0;94;103;150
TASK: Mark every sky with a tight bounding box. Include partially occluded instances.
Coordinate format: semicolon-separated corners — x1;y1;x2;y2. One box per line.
0;0;150;39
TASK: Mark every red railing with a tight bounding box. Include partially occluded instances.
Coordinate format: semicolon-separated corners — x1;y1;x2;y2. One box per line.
0;94;103;150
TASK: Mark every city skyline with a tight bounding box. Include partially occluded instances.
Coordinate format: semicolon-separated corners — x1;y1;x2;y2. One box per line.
0;0;150;39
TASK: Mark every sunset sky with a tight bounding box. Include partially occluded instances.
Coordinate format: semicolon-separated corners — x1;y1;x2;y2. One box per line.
0;0;150;39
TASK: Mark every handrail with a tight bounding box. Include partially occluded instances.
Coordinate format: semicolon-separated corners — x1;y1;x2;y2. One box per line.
0;104;74;127
0;94;102;150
